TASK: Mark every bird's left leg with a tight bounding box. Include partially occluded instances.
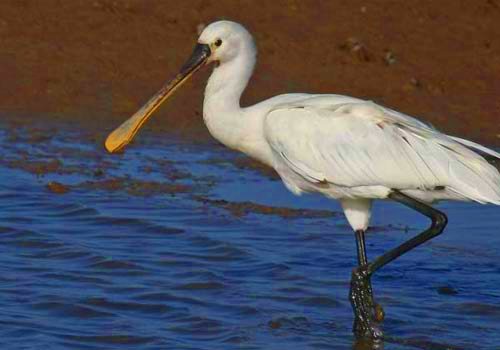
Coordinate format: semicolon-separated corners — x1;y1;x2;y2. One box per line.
350;229;384;340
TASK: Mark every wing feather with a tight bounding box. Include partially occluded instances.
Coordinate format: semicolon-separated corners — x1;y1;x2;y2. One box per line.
264;100;500;204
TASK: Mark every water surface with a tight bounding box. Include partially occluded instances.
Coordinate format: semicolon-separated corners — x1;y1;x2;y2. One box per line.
0;124;499;349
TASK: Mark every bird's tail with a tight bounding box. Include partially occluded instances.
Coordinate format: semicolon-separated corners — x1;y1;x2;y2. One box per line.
446;136;500;205
450;136;500;160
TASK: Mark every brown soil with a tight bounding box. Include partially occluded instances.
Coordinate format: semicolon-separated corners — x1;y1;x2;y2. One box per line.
78;178;192;196
0;1;499;145
44;177;192;196
194;196;336;219
6;158;62;175
47;181;70;194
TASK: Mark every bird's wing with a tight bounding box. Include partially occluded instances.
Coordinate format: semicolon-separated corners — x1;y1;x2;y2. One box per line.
264;100;500;203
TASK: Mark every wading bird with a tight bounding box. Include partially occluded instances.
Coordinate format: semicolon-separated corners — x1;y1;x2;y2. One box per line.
105;21;500;340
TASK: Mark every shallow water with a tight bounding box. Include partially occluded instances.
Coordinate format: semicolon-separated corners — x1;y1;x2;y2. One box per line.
0;123;499;350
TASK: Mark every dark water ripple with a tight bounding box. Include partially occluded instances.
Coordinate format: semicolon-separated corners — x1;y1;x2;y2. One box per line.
0;126;499;349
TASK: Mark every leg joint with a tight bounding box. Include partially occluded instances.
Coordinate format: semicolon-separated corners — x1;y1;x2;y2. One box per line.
432;210;448;232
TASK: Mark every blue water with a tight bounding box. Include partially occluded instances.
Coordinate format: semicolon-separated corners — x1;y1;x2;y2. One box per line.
0;124;499;349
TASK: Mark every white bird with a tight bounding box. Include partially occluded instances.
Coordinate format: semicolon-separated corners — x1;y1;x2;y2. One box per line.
105;21;500;341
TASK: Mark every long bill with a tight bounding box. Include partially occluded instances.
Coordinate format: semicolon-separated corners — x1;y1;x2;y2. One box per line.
104;43;211;153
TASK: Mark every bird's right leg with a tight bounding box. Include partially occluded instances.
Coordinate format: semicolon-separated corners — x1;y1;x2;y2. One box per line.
350;229;384;340
351;190;448;341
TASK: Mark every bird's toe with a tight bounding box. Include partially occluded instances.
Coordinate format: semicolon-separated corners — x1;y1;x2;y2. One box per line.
373;302;385;322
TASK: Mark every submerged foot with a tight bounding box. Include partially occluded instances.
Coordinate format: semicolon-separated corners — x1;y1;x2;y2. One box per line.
373;302;385;323
349;267;384;340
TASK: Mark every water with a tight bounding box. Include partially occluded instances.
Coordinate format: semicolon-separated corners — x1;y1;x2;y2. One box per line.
0;123;499;349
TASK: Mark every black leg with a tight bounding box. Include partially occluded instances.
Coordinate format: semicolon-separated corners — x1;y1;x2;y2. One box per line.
355;230;368;266
355;230;385;322
350;230;384;340
350;190;448;341
367;190;448;276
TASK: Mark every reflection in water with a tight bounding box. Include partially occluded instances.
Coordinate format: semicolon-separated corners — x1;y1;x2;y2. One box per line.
0;124;499;349
352;338;384;350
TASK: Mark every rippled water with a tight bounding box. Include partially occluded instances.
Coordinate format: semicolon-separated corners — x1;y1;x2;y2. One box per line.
0;123;499;349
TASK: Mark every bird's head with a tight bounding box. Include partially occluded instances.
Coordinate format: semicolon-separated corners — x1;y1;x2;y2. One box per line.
198;21;253;65
104;20;251;153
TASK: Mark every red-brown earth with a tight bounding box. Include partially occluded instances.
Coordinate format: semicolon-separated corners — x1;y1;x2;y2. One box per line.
0;0;498;145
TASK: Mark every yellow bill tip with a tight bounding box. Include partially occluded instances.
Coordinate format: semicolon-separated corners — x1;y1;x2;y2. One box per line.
104;128;129;153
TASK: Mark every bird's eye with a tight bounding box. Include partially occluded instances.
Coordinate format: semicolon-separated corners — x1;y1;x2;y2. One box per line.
215;39;222;47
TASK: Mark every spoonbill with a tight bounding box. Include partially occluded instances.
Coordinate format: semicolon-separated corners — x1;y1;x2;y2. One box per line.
105;20;500;340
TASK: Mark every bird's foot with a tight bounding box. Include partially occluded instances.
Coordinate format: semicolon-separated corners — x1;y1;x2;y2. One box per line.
349;267;384;341
373;301;385;323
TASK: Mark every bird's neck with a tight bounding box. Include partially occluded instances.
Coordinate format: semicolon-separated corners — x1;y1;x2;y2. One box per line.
203;45;257;151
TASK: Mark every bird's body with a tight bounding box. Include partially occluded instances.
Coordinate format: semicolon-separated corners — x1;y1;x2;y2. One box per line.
105;20;500;341
210;93;500;231
199;22;500;231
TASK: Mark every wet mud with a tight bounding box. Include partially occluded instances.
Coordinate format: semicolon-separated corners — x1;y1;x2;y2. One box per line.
193;196;336;219
0;0;499;146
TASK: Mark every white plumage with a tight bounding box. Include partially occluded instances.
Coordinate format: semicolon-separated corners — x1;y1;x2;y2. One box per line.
262;96;500;229
265;96;500;202
105;20;500;338
107;20;500;232
197;21;500;232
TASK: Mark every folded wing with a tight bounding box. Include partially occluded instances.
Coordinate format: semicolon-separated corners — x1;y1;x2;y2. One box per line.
264;99;500;204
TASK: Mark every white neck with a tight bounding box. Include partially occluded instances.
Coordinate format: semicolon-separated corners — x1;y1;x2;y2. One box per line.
204;49;255;112
202;40;275;166
203;42;257;148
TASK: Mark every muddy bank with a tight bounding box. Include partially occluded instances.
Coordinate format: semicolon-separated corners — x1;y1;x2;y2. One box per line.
0;0;499;145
